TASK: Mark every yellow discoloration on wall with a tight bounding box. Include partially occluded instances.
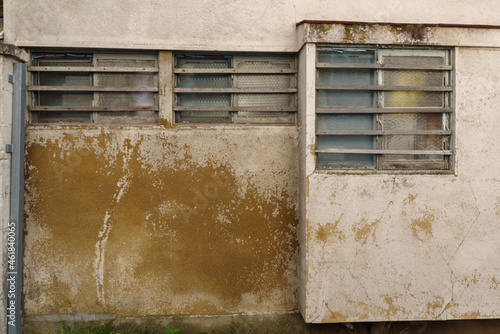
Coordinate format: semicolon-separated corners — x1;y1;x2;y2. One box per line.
383;296;397;318
427;297;444;315
158;118;175;129
307;143;315;155
381;295;410;319
411;213;434;242
315;215;344;243
405;194;417;204
353;219;378;242
24;128;299;316
322;302;348;323
461;273;481;288
462;311;481;320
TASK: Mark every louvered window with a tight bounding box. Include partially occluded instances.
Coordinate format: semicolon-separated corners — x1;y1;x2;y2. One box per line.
315;46;453;171
28;52;158;124
174;54;297;124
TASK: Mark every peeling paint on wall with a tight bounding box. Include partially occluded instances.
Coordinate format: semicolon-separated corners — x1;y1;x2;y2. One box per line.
24;128;299;316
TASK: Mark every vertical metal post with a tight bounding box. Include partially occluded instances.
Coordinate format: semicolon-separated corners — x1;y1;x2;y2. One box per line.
7;63;26;334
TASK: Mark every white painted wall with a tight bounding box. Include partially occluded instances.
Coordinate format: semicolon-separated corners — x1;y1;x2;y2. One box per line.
6;0;500;51
300;42;500;322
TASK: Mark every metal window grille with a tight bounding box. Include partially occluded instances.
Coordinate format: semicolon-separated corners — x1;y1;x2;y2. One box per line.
315;46;453;171
174;54;297;124
28;52;159;124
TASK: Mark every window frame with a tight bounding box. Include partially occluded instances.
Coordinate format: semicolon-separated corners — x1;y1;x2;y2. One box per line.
314;45;455;173
173;53;298;125
28;51;159;125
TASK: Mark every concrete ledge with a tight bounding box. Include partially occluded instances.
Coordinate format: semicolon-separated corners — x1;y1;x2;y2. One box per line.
0;44;28;63
298;22;500;48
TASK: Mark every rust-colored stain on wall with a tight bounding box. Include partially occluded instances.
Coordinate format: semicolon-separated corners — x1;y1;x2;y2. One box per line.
24;128;299;316
411;213;434;242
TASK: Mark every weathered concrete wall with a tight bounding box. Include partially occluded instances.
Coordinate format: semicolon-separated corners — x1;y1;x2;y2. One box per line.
298;22;500;48
6;0;500;51
301;47;500;322
24;126;299;316
0;55;12;334
7;0;500;326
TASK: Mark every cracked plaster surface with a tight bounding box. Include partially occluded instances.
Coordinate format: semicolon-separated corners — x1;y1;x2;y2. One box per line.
305;176;495;323
302;47;500;323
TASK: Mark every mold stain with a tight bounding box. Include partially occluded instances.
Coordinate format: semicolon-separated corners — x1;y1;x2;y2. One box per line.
310;23;333;36
344;24;368;44
24;131;298;316
388;24;428;44
411;213;434;242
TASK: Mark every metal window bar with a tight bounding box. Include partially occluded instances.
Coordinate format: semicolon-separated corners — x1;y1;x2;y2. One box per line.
315;149;453;155
316;130;452;135
174;68;297;74
316;85;452;91
28;66;158;72
316;62;453;70
29;106;158;112
29;86;158;92
316;107;452;114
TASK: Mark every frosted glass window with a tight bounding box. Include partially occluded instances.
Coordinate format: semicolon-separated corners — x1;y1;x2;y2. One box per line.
174;54;297;124
30;52;158;125
315;47;453;171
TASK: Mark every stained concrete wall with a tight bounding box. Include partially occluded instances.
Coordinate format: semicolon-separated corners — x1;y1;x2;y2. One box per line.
5;0;500;327
300;42;500;322
24;127;299;316
6;0;500;51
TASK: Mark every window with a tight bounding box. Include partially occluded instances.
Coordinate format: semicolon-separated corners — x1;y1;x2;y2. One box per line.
315;46;453;171
174;54;297;124
28;52;159;124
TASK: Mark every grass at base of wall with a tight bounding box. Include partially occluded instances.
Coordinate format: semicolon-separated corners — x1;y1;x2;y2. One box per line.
25;313;500;334
23;313;370;334
27;319;369;334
